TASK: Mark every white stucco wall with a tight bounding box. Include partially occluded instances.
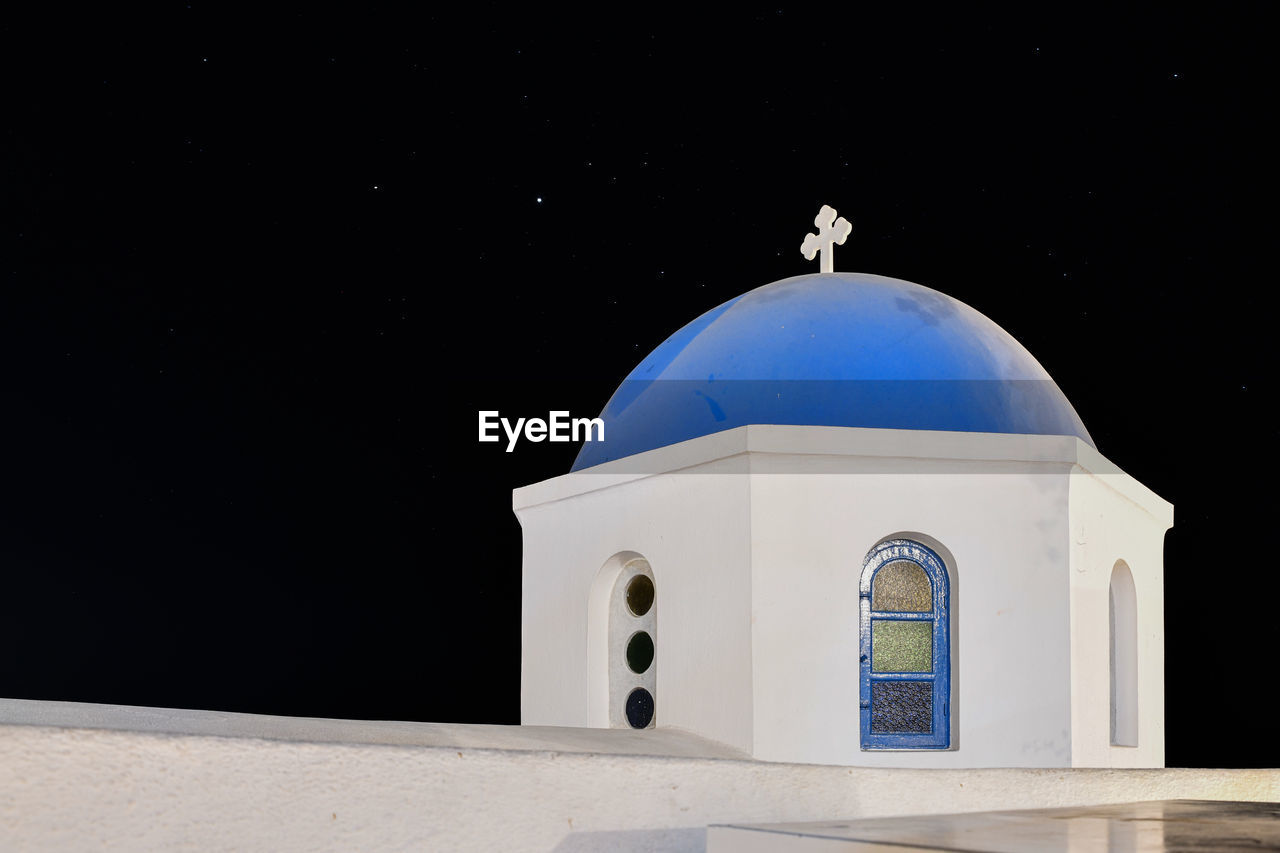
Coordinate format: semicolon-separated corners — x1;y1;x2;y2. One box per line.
1;699;1271;853
748;456;1073;768
516;426;1172;769
516;449;755;754
1068;447;1173;768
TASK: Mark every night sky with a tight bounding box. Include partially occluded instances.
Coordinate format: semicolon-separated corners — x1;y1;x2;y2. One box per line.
2;8;1273;767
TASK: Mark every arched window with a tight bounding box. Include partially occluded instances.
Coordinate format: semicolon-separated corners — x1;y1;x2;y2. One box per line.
1110;560;1138;746
610;558;656;729
860;539;950;750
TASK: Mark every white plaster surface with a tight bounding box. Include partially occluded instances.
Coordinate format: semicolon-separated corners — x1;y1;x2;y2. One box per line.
0;697;744;757
516;425;1172;768
2;699;1274;853
1068;455;1172;768
518;453;756;753
749;461;1074;767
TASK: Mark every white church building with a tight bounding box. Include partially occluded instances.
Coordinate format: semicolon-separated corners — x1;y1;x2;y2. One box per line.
10;207;1274;852
517;206;1172;769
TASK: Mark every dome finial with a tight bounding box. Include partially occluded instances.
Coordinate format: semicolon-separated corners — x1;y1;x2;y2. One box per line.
800;204;853;273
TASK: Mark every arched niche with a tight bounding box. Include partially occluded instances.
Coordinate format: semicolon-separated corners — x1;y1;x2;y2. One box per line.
1110;560;1138;747
587;552;656;728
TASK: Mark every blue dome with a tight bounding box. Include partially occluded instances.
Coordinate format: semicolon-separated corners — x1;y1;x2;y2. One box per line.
572;272;1092;471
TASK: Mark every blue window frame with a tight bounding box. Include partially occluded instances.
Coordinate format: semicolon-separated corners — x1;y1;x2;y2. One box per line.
860;539;950;750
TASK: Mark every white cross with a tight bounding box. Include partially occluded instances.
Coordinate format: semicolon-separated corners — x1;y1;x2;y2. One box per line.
800;204;853;273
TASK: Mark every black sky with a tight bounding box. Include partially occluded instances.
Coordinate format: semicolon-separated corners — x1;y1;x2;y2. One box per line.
1;7;1274;767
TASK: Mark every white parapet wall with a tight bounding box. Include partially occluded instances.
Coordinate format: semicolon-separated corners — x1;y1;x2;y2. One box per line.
2;698;1277;852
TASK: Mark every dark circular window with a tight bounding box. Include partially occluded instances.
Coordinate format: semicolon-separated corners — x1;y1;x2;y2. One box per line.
625;575;654;616
626;631;654;674
625;688;654;729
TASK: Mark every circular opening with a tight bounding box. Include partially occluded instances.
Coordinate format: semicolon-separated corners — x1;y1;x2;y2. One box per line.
626;631;654;674
625;688;654;729
625;575;654;616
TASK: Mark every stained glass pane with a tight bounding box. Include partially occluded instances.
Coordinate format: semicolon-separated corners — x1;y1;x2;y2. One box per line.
626;575;654;616
870;681;932;733
626;688;654;728
872;560;932;612
872;620;932;672
626;631;654;674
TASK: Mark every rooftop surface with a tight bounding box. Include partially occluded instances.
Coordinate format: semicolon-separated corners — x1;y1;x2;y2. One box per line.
0;697;746;758
4;698;1277;851
710;799;1280;852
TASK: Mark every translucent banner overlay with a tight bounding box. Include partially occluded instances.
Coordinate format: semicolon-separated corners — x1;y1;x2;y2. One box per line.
562;379;1104;475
